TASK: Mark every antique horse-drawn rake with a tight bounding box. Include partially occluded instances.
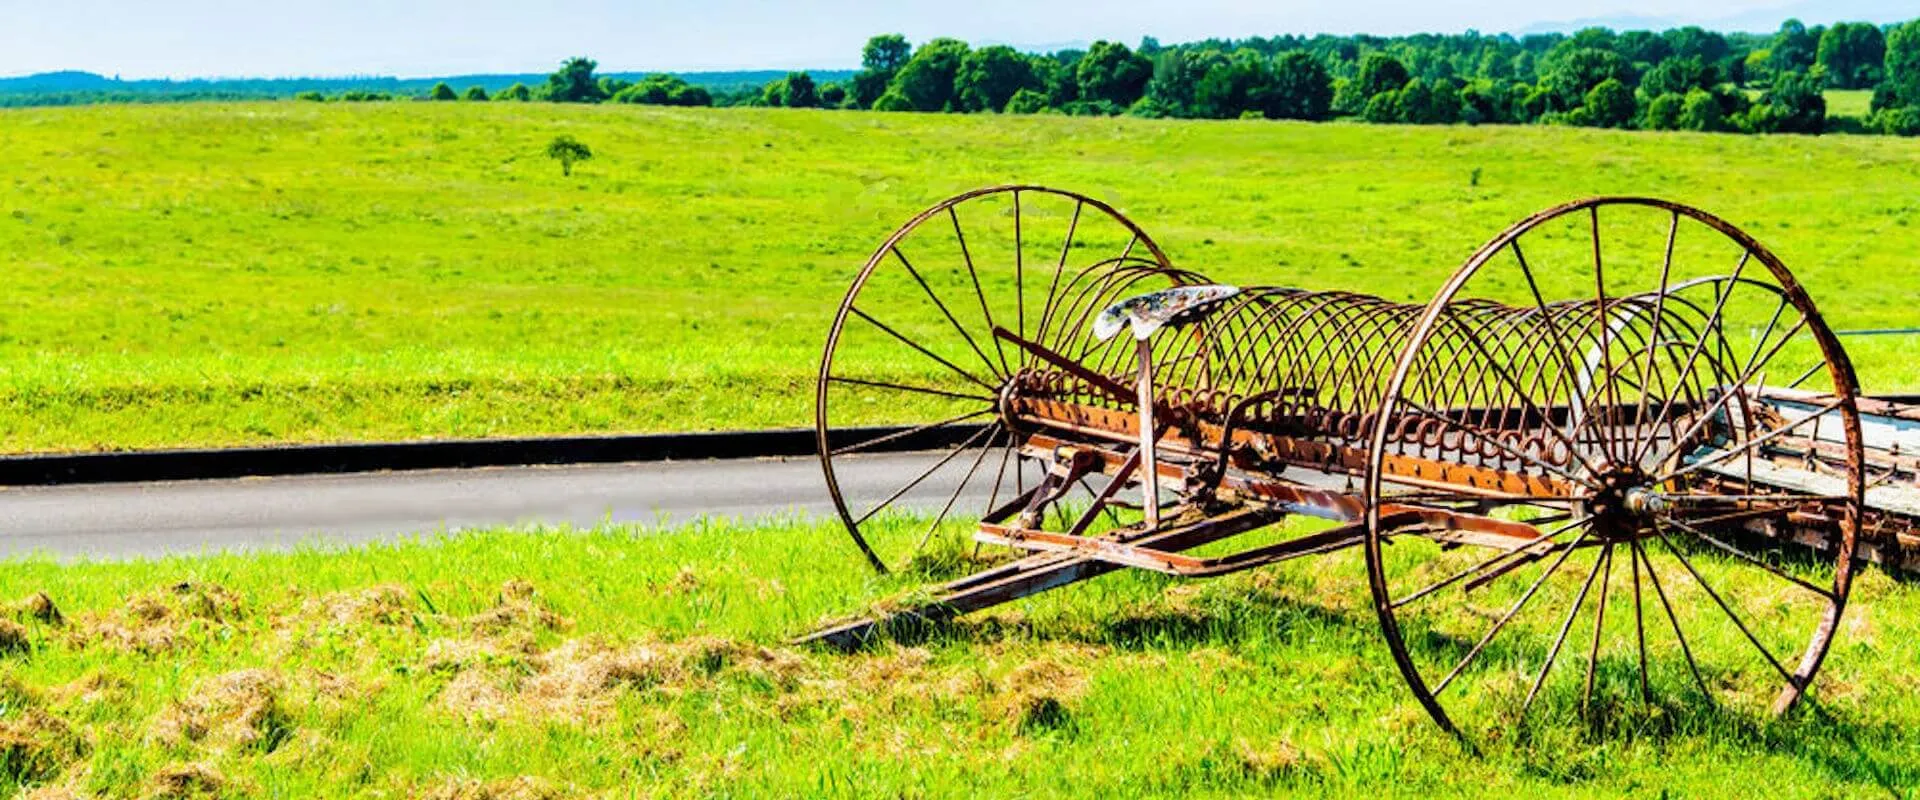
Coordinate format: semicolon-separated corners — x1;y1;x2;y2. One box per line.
801;186;1920;736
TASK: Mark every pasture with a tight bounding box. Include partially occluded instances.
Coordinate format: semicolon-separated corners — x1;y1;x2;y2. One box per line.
1;102;1918;452
1;517;1917;797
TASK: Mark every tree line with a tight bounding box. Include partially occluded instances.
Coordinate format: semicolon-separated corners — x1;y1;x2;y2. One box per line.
487;22;1920;137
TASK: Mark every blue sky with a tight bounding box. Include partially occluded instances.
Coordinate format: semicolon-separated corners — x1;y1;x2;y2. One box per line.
0;0;1864;79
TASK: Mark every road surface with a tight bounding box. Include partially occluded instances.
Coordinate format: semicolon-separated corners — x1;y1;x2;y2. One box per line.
0;453;1011;560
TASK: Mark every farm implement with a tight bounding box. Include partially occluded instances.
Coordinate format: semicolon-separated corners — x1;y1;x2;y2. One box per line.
800;186;1919;736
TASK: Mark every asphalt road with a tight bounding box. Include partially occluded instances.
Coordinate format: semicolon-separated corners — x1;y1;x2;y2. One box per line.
0;453;1010;560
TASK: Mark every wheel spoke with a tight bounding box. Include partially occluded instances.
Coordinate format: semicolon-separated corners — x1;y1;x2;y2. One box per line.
849;305;1000;394
949;206;1014;376
1634;535;1714;702
915;424;1004;553
830;408;992;457
827;375;996;404
1432;528;1593;697
1630;536;1650;702
1655;395;1847;483
1662;517;1835;599
891;246;1005;380
1635;251;1753;465
855;422;999;526
1392;514;1591;608
1521;541;1610;718
1583;543;1616;711
1627;212;1680;464
1649;521;1800;688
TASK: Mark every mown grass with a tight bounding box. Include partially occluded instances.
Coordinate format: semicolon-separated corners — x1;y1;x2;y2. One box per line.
2;103;1919;452
0;516;1916;797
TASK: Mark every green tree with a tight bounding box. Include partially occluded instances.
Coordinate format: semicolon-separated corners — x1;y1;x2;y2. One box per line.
1664;27;1731;67
546;135;592;176
1679;88;1729;131
1888;20;1920;108
955;45;1037;112
1817;22;1886;89
1874;106;1920;135
546;57;606;103
759;78;788;107
294;91;325;102
498;82;533;102
429;82;457;101
889;37;969;111
1744;70;1825;133
1267;52;1334;120
1075;41;1153;106
1355;52;1412;98
1582;78;1637;128
872;89;914;112
1146;49;1227;117
1644;92;1686;129
819;82;847;107
462;85;489;101
849;34;913;109
1003;88;1051;114
1362;90;1400;123
781;72;819;108
1768;19;1819;76
1543;48;1633;109
1641;56;1719;96
1616;30;1672;66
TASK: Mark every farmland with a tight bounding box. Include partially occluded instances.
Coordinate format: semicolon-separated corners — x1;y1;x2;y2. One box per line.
2;516;1918;797
2;102;1919;453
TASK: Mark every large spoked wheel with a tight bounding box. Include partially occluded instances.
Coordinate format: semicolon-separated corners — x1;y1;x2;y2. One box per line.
1363;198;1863;736
818;186;1179;574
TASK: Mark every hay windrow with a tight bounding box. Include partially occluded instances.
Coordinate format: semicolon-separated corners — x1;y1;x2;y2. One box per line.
298;585;414;628
0;706;89;786
69;583;244;655
418;775;562;800
147;669;294;753
143;761;227;799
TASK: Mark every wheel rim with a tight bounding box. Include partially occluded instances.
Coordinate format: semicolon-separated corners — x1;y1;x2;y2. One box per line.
1363;198;1862;735
817;186;1180;574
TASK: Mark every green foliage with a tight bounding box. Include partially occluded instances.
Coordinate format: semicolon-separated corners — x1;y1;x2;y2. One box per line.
781;72;819;109
1643;92;1686;130
1818;22;1886;89
545;57;606;104
1146;49;1226;117
462;85;489;102
1074;41;1153;107
819;82;847;108
1362;90;1400;122
610;74;712;107
294;91;324;102
890;37;969;112
862;33;913;73
1874;105;1920;135
1889;21;1920;109
1542;48;1633;109
1768;19;1819;75
1582;78;1637;128
544;134;592;176
1746;71;1826;134
429;82;457;102
1355;53;1412;99
1641;57;1719;97
955;45;1037;113
872;89;913;112
1002;88;1051;114
1267;51;1334;120
1680;87;1730;131
497;82;533;102
1393;78;1462;125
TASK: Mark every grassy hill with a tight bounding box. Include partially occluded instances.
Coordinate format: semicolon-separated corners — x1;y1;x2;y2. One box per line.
1;102;1918;453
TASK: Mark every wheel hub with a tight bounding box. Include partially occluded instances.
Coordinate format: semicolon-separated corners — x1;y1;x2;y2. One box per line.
1584;467;1663;541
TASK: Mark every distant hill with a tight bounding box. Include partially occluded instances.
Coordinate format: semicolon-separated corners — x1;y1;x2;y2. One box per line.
1520;0;1914;34
0;69;856;107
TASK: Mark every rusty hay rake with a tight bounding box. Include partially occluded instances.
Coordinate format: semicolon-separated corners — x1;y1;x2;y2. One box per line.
800;185;1919;736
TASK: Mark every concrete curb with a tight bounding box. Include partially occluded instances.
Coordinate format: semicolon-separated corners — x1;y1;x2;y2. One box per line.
0;425;984;486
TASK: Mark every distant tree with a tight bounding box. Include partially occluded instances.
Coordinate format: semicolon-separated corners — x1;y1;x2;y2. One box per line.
955;45;1037;112
1615;30;1672;66
1543;48;1633;109
1030;56;1078;106
1267;51;1334;120
819;82;847;107
1874;106;1920;135
1003;88;1051;114
294;91;325;102
1355;53;1412;99
1644;92;1686;130
1641;56;1719;97
1146;49;1227;117
1664;27;1732;68
546;135;592;176
668;83;712;107
610;74;713;107
889;37;970;111
848;34;913;109
1768;19;1819;76
430;82;457;101
1582;78;1637;128
598;77;632;98
1362;90;1400;123
463;85;489;101
1744;70;1826;133
1817;22;1886;89
498;82;533;102
1888;21;1920;108
1075;41;1153;106
759;78;788;107
782;72;819;108
546;57;606;103
1743;49;1774;86
1679;88;1729;131
872;89;914;112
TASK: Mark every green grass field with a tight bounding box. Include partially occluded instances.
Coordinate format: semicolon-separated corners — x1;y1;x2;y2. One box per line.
1;518;1916;797
2;102;1919;453
1826;89;1876;120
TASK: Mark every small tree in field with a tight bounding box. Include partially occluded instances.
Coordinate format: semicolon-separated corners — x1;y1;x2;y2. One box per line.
430;82;458;101
547;135;592;176
463;85;490;101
